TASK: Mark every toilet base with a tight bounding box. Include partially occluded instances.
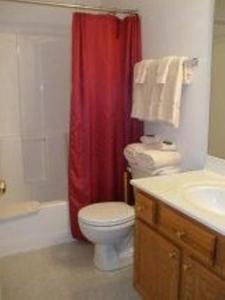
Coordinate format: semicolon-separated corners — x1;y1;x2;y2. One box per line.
93;230;134;271
94;244;133;271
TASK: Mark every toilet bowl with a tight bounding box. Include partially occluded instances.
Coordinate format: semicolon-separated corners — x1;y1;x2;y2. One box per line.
78;202;134;271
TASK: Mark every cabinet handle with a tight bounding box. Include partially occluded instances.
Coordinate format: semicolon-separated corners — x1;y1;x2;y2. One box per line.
183;264;192;272
176;230;186;239
168;250;178;260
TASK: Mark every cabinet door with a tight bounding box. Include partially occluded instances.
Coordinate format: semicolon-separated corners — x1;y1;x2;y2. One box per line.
134;220;180;300
181;256;225;300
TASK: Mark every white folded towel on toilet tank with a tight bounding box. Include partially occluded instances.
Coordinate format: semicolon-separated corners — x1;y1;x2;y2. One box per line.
136;149;181;170
150;166;181;176
140;135;177;151
139;135;161;145
123;143;150;164
124;143;181;170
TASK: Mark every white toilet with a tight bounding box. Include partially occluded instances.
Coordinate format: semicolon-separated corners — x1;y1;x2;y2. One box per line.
78;201;134;271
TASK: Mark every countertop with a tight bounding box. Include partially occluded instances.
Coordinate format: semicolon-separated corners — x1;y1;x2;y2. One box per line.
131;170;225;235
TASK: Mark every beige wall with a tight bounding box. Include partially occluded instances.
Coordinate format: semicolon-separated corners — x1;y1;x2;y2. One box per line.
208;0;225;159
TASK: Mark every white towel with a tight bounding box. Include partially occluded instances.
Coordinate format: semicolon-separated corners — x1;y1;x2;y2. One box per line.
132;60;161;121
134;60;152;84
151;166;181;176
183;59;194;84
140;136;176;151
136;150;181;169
157;56;175;84
132;56;195;127
157;56;193;85
156;56;187;127
123;143;151;164
124;143;181;171
160;141;177;151
128;163;181;178
140;135;161;145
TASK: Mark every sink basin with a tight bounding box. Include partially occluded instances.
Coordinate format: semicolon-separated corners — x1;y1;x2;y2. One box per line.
184;185;225;216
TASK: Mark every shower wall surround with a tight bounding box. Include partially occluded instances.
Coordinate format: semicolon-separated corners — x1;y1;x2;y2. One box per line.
0;30;70;203
0;0;119;207
0;0;102;204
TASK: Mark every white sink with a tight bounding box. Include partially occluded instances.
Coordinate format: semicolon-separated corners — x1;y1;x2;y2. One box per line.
184;185;225;216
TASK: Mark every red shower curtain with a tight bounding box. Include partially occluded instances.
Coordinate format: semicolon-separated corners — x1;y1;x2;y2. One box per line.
69;13;143;239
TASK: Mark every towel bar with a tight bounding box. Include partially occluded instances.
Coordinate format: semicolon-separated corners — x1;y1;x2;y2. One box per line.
185;57;199;67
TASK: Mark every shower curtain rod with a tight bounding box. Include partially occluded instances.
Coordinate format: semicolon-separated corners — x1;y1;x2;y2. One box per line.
5;0;138;15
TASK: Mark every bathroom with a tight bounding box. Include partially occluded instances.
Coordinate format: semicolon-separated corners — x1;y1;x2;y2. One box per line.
0;0;224;299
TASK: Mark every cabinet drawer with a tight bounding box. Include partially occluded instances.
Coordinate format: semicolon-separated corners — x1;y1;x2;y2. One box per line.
135;192;157;226
158;205;217;264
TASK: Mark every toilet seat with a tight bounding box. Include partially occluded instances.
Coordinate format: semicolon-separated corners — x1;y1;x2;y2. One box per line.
78;202;134;227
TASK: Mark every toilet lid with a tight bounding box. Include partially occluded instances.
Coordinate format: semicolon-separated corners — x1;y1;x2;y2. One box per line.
78;202;134;227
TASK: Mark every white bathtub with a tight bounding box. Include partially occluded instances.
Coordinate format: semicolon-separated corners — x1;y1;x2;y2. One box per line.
0;200;72;258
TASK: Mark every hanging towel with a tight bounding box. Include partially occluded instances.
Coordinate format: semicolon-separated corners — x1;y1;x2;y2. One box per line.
156;56;188;127
157;56;175;84
183;59;194;84
157;56;193;85
134;60;152;84
132;60;161;121
132;56;195;127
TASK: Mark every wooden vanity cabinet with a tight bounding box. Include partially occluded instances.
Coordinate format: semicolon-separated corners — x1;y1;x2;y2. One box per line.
134;191;225;300
181;256;225;300
135;220;180;300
